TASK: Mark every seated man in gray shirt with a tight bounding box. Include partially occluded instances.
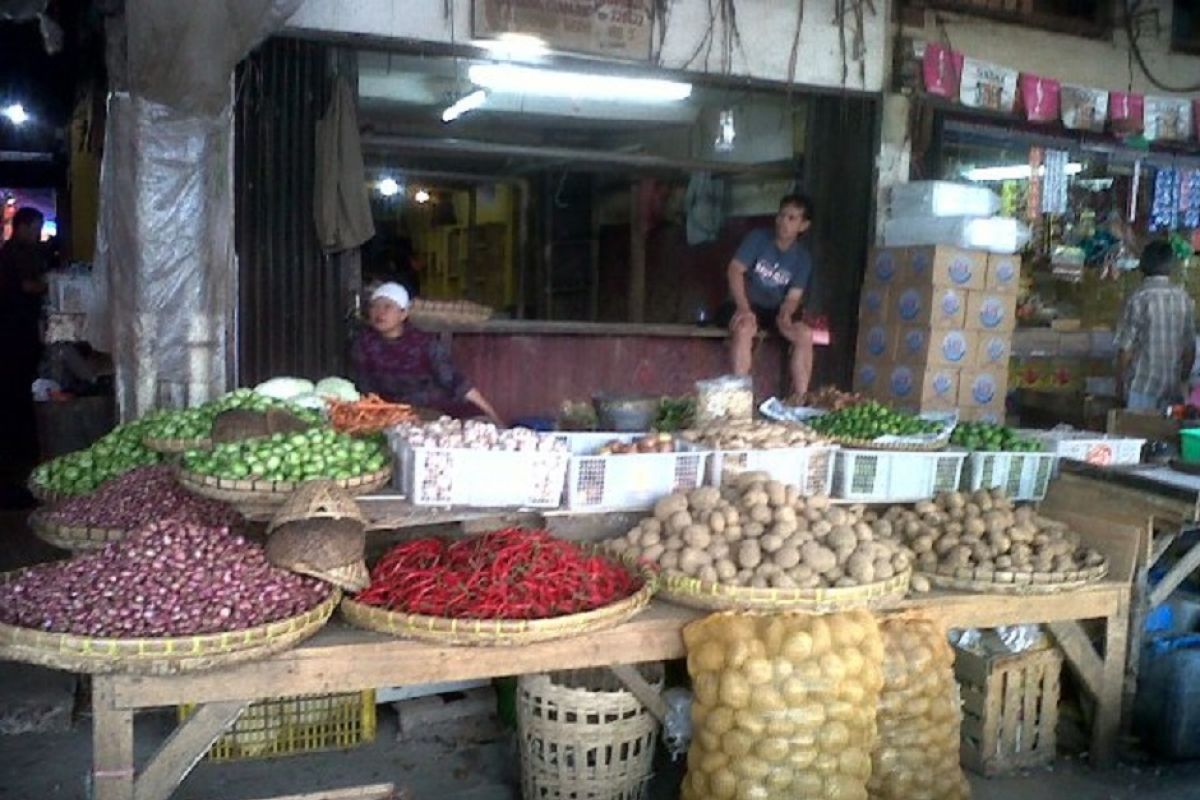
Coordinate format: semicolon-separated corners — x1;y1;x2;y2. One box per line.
719;194;815;397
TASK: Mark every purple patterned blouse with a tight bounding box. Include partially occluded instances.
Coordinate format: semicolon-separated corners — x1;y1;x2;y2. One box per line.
350;326;472;410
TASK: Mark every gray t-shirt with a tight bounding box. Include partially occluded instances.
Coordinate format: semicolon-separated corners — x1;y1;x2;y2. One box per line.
734;228;813;310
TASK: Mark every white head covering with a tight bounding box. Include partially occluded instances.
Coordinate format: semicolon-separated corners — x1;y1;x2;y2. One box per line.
371;282;411;310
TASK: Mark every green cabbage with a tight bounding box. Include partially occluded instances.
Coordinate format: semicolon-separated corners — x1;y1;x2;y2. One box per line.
315;376;360;402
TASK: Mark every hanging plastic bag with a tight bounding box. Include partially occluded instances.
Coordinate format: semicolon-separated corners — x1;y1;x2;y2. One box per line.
923;43;963;99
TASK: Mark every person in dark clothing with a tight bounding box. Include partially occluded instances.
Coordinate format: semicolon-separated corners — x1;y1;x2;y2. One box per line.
0;207;47;504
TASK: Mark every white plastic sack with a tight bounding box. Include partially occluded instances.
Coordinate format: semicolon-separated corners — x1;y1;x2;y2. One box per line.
888;181;1000;219
882;215;1030;254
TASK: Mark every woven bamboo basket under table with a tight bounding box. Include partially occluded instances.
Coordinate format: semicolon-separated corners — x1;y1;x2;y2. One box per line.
657;568;911;612
0;581;339;675
28;511;126;551
922;560;1109;595
143;435;212;455
177;466;392;517
339;561;657;647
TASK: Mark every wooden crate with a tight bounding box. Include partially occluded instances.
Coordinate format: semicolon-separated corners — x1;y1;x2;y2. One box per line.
955;645;1062;776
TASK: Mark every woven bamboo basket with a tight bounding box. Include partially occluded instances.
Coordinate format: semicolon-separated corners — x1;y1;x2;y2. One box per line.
177;466;391;511
0;581;338;675
922;559;1109;595
267;482;370;592
29;511;126;551
518;663;663;800
143;435;213;454
339;559;657;647
656;568;911;612
27;478;72;506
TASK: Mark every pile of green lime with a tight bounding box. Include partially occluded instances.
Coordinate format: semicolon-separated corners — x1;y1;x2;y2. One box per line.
182;428;389;482
951;422;1043;452
141;390;322;443
31;420;162;496
808;401;943;440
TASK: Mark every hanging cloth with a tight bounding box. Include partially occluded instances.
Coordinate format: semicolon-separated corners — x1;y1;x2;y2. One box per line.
685;172;726;245
315;76;375;253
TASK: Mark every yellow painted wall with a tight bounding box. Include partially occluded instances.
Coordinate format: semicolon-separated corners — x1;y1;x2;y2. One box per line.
411;183;516;308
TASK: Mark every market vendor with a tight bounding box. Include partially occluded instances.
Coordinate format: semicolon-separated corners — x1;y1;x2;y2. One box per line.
718;194;816;397
351;282;504;425
1115;240;1196;412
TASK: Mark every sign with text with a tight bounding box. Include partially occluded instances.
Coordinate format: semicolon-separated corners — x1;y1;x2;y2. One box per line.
474;0;653;61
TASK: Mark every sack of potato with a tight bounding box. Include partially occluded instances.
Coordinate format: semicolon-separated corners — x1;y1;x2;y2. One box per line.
682;610;884;800
869;614;969;800
607;475;911;592
881;489;1107;588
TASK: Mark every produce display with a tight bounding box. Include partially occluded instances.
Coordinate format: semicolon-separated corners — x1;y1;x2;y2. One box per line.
882;490;1107;578
608;477;911;589
43;465;242;532
870;615;969;800
327;393;418;435
0;521;328;637
950;421;1043;452
182;428;389;482
696;375;754;424
788;386;867;411
597;433;676;455
682;610;884;800
679;420;829;451
355;529;641;619
654;396;697;432
400;418;568;452
139;389;322;445
808;401;944;441
31;420;161;497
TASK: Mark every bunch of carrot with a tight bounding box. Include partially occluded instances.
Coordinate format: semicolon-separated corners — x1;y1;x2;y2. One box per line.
327;394;419;435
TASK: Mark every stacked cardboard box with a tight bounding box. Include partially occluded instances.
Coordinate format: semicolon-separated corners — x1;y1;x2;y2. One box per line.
854;245;1020;422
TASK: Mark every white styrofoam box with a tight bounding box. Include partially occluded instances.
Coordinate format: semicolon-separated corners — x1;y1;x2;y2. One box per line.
888;181;1000;219
833;449;968;502
963;451;1059;501
1020;429;1145;469
881;216;1031;254
562;432;710;511
398;439;569;508
697;445;838;496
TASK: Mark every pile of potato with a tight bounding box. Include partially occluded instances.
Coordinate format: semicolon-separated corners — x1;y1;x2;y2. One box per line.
608;475;911;590
682;610;884;800
869;614;969;800
880;489;1106;578
597;433;676;455
679;420;830;451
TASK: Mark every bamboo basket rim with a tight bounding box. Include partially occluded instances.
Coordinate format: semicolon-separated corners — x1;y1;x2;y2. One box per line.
288;560;370;593
656;568;911;612
29;511;126;551
27;478;74;505
339;557;656;646
0;574;339;675
143;434;214;454
178;465;392;504
920;559;1109;595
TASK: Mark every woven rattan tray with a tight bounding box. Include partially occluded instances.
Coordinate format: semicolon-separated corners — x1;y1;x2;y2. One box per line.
657;568;911;612
143;435;213;454
339;560;656;646
0;582;338;675
27;479;72;506
921;560;1109;595
29;512;126;552
178;466;392;506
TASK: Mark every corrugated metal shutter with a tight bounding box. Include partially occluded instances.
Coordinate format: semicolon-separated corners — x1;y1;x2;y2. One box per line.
235;37;353;384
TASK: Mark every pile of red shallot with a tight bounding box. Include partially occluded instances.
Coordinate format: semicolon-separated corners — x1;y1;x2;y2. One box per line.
43;465;242;531
0;521;329;638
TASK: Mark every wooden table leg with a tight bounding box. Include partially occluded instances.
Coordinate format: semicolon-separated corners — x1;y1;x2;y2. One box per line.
1092;591;1130;767
92;677;135;800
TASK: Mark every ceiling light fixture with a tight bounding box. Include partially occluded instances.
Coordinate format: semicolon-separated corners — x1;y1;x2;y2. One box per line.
467;63;692;103
414;189;431;204
964;163;1083;182
442;90;488;123
2;104;29;126
473;33;549;61
377;177;401;197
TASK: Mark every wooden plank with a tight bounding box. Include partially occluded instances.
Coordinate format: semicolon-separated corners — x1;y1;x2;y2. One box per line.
1046;621;1103;700
1046;470;1197;528
92;678;135;800
609;664;668;724
999;668;1021;757
1022;661;1040;757
133;701;250;800
1148;542;1200;608
239;785;398;800
1151;529;1181;568
1092;593;1130;767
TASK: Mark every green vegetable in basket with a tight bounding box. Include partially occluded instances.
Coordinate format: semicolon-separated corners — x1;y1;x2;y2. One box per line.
31;420;162;496
808;401;942;441
950;422;1043;453
182;427;389;482
654;396;696;433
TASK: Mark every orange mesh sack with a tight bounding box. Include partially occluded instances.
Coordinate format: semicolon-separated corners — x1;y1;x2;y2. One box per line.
682;609;884;800
869;613;970;800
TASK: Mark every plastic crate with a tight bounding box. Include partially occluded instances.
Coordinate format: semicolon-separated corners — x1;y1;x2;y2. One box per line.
832;449;968;502
1021;429;1144;469
397;439;569;508
562;433;710;511
963;451;1059;501
179;691;376;762
699;445;838;496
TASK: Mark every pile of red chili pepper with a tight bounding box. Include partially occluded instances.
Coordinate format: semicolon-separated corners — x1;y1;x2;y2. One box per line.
355;528;641;619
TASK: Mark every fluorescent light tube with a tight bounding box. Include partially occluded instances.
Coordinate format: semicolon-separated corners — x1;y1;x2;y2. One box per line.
964;163;1083;182
468;63;691;102
442;90;488;123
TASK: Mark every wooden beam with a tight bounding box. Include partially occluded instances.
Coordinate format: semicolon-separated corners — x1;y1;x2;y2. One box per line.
238;784;400;800
609;664;668;724
1092;593;1131;767
133;701;250;800
1150;529;1181;569
92;679;135;800
1047;621;1103;700
1148;542;1200;609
